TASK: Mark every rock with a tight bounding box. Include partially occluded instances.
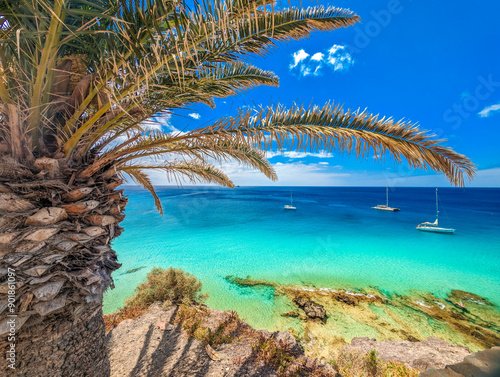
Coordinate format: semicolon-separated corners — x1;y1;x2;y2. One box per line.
449;290;494;306
273;331;301;352
62;200;100;213
26;207;67;225
157;322;173;331
419;346;500;377
0;193;35;211
343;336;472;371
25;228;59;242
63;187;93;202
293;295;327;320
281;311;300;318
334;293;358;306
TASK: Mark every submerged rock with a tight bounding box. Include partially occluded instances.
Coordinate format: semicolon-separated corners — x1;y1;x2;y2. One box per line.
281;311;300;318
450;289;494;306
293;295;326;320
225;275;277;288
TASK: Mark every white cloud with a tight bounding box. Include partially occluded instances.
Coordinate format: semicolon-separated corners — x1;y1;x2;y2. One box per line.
218;161;351;186
319;162;329;165
267;151;334;159
478;103;500;118
290;49;310;69
289;45;354;78
188;112;201;120
326;44;354;72
165;125;187;136
310;52;324;62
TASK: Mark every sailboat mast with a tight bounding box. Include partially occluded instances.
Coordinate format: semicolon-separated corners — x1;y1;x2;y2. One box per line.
290;191;293;206
386;183;389;206
436;188;439;219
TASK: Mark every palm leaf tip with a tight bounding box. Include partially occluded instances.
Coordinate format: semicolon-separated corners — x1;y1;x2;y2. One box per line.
120;160;235;190
123;168;163;215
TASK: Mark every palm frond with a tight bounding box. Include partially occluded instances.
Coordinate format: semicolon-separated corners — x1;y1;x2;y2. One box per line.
59;2;358;156
189;103;476;187
122;167;163;214
79;130;277;182
120;160;235;190
74;62;279;155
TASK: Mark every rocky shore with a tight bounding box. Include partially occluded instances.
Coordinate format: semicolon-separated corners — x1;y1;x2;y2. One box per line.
225;276;500;358
107;302;335;377
106;302;500;377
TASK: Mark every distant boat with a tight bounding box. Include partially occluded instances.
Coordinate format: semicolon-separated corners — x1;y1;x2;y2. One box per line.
284;191;296;210
416;188;455;234
372;184;400;212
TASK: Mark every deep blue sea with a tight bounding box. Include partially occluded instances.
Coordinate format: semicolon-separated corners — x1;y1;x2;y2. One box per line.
103;186;500;331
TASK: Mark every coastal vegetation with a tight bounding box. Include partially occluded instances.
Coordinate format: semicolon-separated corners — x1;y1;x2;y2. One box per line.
107;267;421;376
104;266;206;331
0;0;477;375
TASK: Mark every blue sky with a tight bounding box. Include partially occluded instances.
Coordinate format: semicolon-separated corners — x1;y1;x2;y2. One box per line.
154;0;500;187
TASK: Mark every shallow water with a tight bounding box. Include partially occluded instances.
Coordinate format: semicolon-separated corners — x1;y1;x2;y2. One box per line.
103;186;500;343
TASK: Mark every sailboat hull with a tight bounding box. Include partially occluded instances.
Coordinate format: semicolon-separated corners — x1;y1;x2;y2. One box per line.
372;205;400;212
416;225;455;234
372;185;400;212
284;205;296;210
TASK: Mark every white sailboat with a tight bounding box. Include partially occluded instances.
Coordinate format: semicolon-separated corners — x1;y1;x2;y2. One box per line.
372;184;400;212
284;191;296;210
416;188;455;234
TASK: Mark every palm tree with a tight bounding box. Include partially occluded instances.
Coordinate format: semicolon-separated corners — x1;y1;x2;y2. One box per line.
0;0;474;375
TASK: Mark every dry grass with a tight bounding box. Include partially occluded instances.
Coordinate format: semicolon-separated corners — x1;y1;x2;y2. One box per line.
104;304;149;332
330;349;420;377
252;335;332;377
172;304;244;348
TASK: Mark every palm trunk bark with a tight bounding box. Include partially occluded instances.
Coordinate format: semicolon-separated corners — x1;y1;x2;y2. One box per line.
0;159;126;376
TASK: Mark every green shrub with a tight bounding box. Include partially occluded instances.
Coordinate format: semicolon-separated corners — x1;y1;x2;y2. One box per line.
126;267;207;307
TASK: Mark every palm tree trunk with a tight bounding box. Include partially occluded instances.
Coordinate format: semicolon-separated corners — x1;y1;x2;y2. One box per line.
4;303;109;376
0;159;126;376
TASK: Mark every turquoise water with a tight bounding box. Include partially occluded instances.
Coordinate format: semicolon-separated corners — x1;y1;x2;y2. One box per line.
103;186;500;331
